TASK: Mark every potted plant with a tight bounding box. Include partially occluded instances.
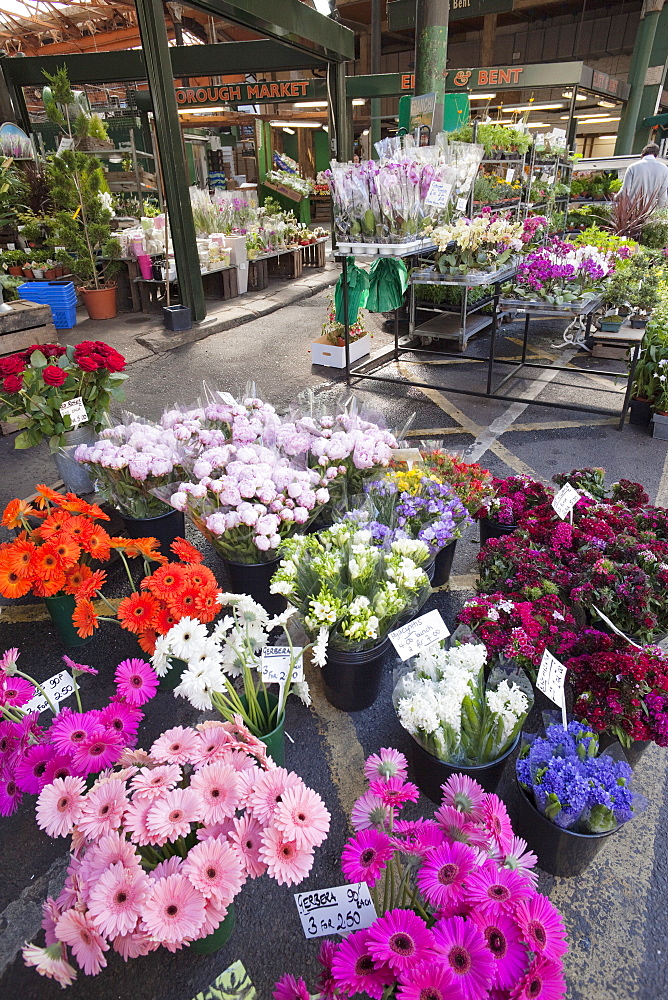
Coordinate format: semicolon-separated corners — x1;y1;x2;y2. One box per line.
271;522;431;711
630;327;667;425
3;248;27;275
476;474;554;543
430;213;523;277
599;313;624;332
652;358;668;438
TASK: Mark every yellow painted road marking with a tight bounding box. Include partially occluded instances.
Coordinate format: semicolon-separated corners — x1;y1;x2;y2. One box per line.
656;447;668;506
407;417;617;435
0;597;121;624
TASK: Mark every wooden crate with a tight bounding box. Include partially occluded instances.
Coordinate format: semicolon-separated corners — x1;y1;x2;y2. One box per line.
591;326;644;361
301;240;327;268
263;179;304;203
248;258;269;291
0;301;57;357
268;249;303;280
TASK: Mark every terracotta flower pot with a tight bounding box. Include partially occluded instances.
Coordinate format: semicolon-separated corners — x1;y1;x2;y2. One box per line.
7;266;22;275
22;268;34;278
44;268;57;279
81;284;117;320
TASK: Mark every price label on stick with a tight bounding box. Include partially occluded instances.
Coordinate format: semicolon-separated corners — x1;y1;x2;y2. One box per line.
551;483;580;520
505;168;515;183
294;882;377;940
261;647;304;685
388;610;450;661
456;196;468;212
59;396;87;429
536;650;567;727
424;180;452;209
23;670;74;716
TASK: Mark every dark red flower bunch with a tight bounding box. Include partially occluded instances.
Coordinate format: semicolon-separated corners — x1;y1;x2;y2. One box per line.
42;365;68;387
73;341;125;373
0;353;25;378
477;475;554;524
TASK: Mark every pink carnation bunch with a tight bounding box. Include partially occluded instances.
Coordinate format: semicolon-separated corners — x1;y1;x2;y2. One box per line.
274;752;568;1000
24;716;330;987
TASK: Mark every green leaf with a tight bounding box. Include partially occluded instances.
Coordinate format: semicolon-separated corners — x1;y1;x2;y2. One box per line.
30;349;47;368
14;430;36;449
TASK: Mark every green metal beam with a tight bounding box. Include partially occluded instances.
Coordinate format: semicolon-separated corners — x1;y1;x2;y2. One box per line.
616;0;665;154
632;4;668;151
135;0;206;322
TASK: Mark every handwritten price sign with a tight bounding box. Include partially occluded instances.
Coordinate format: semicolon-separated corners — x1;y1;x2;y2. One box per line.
389;610;450;661
551;483;580;520
294;882;376;940
24;670;74;716
261;647;304;685
59;396;87;429
536;650;567;727
424;180;452;209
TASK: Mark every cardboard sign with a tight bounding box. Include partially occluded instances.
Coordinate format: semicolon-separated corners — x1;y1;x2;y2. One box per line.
389;609;450;661
551;483;580;520
456;196;468;212
261;646;304;684
23;670;74;715
59;396;87;429
536;650;567;727
294;882;377;939
424;180;452;208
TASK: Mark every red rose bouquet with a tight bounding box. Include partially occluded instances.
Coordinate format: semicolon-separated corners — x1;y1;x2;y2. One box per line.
0;341;127;451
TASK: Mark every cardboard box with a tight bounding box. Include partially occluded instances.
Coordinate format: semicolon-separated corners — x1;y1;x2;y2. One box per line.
310;334;370;368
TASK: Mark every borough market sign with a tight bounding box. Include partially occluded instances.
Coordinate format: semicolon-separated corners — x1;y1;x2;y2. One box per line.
175;80;312;106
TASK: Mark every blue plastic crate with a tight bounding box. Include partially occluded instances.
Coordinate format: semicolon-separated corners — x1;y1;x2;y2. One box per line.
18;281;77;307
50;304;77;330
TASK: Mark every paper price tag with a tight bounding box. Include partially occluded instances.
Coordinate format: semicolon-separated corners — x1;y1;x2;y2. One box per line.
59;396;87;429
391;447;423;470
536;650;567;727
218;391;236;405
424;180;452;209
388;609;450;661
551;483;580;520
540;171;551;183
24;671;74;716
505;168;515;183
456;197;468;212
295;882;376;939
261;646;304;685
591;606;642;650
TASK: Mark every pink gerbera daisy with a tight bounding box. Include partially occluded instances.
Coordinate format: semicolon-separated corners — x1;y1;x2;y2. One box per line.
273;783;330;850
55;907;109;976
272;974;310;1000
189;761;241;823
0;674;34;707
146;787;200;841
510;955;566;1000
98;702;143;745
35;775;85;838
482;794;515;853
142;872;207;944
350;790;391;831
124;798;162;846
72;728;123;775
150;726;201;765
396;962;460;1000
331;928;395;1000
41;897;62;946
87;862;152;938
229;813;268;877
247;766;303;824
369;776;419;809
77;779;128;839
149;856;184;880
258;825;314;886
514;895;568;961
440;774;486;822
190;726;234;768
112;930;159;961
182;836;245;903
49;710;97;757
470;910;529;990
80;832;142;883
14;743;54;793
197;895;229;939
197;818;236;842
114;658;159;707
501;836;539;885
367;908;435;974
364;748;409;783
341;828;394;887
432;915;495;1000
464;862;533;916
23;943;77;988
62;655;98;676
129;763;182;800
434;804;492;850
416;840;478;909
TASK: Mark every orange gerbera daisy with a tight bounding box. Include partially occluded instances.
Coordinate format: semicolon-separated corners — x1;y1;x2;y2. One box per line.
196;590;220;622
82;525;112;562
49;535;81;569
170;537;204;564
169;586;202;618
74;568;107;601
38;510;72;540
136;629;158;655
0;553;32;599
34;484;64;508
1;498;39;529
128;537;167;565
184;565;218;590
63;564;93;596
4;538;37;578
155;607;179;634
34;544;65;580
72;598;99;638
144;562;188;598
61;516;93;545
32;572;67;597
109;537;141;558
117;592;160;635
58;494;109;520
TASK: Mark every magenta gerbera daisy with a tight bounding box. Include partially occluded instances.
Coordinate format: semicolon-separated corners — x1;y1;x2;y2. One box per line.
273;783;331;850
393;818;445;857
514;895;568;961
0;773;22;816
272;973;310;1000
364;748;409;782
114;658;159;707
0;674;34;707
150;725;201;765
142;872;207;944
510;955;566;1000
14;743;53;793
72;728;124;775
464;862;534;916
369;776;419;808
331;928;395;1000
182;836;245;903
55;907;109;976
470;910;529;990
434;804;491;850
258;825;314;886
440;773;486;821
87;862;152;938
367;908;435;973
416;840;478;909
396;961;460;1000
49;709;97;757
35;775;85;838
482;794;514;853
341;828;394;886
42;755;77;785
432;915;495;1000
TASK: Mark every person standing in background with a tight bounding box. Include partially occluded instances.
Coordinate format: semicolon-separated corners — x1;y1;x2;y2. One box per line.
617;143;668;209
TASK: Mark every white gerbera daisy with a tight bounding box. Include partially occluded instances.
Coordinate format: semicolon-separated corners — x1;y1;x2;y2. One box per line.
167;617;210;660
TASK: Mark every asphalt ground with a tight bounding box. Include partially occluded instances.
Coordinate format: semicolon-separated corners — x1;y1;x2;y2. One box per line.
0;296;667;999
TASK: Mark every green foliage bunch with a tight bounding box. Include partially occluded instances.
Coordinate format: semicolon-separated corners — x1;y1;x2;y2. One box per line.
448;122;532;156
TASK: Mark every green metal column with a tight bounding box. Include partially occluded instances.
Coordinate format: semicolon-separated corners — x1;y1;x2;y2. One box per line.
332;60;352;161
135;0;206;321
616;0;665;155
370;0;382;158
632;4;668;151
414;0;450;133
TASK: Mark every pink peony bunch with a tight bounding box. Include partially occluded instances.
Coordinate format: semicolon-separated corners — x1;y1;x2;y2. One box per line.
24;716;330;987
274;749;568;1000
